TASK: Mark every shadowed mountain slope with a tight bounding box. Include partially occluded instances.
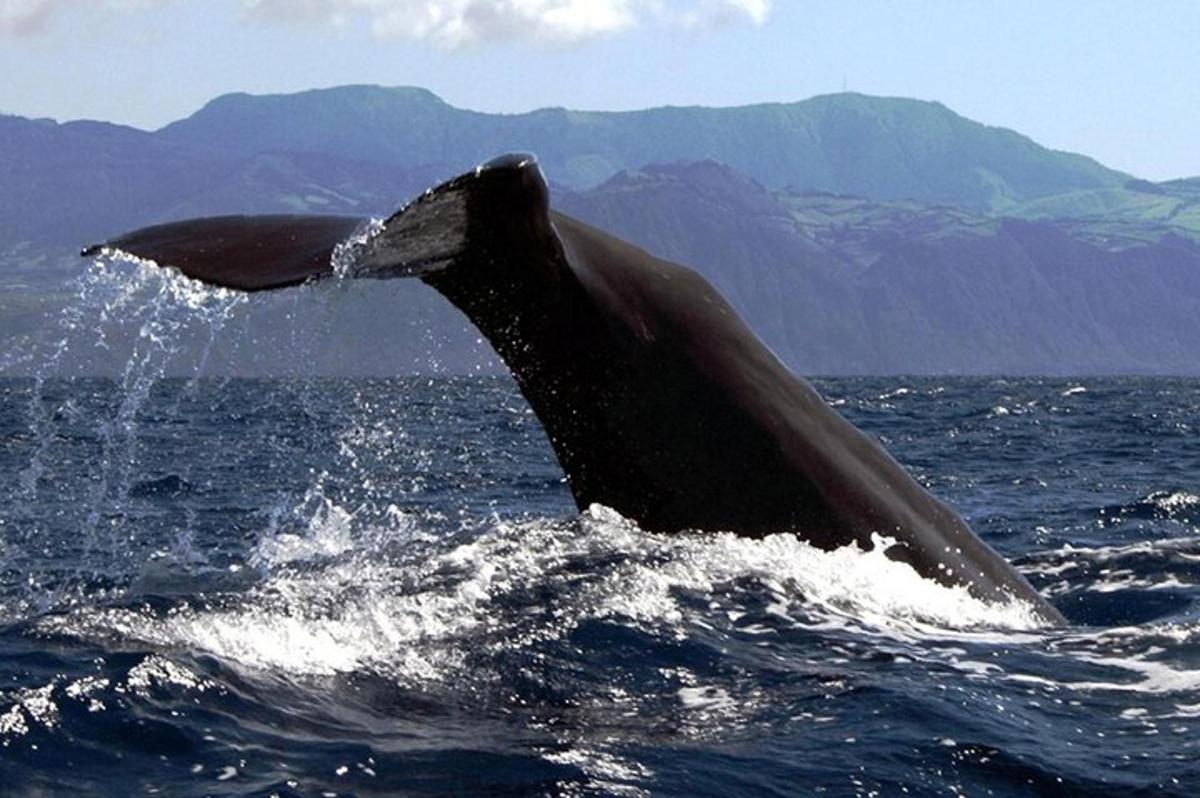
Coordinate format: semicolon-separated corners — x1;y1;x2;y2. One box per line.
1;88;1197;375
559;163;1200;374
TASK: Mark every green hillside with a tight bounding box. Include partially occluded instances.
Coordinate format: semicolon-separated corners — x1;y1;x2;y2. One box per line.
159;85;1128;212
1012;179;1200;241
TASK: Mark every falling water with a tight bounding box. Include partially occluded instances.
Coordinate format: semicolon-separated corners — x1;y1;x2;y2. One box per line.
10;255;246;612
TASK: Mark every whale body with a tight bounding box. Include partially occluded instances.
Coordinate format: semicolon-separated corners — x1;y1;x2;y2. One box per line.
83;154;1065;624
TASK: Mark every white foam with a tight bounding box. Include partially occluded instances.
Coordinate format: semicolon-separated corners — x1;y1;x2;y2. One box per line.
1153;491;1200;513
572;506;1047;634
986;622;1200;697
1057;651;1200;695
42;503;1052;684
124;655;212;695
252;486;360;567
0;684;58;741
1027;536;1200;569
678;685;736;712
543;746;652;796
36;499;1200;736
75;554;483;678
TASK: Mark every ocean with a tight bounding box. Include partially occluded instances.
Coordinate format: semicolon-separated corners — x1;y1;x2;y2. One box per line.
0;262;1197;796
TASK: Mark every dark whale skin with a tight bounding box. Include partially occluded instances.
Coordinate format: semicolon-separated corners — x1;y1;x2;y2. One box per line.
83;154;1065;624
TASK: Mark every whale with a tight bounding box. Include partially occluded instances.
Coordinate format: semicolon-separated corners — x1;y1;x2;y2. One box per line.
83;153;1065;625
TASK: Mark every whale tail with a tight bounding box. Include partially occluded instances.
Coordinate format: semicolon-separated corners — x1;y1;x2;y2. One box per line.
80;153;547;292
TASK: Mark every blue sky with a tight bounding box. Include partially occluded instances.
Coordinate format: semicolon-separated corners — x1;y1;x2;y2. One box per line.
1;0;1196;180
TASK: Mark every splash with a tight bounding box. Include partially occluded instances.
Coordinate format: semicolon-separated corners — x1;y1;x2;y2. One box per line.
0;659;209;747
77;258;244;543
43;502;1052;686
8;254;246;612
330;218;385;279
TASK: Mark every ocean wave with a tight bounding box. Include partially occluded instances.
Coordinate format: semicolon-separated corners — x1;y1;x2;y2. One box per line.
1097;490;1200;523
38;501;1053;691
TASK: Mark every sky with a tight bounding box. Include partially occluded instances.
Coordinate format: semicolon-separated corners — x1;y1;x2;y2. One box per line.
0;0;1196;180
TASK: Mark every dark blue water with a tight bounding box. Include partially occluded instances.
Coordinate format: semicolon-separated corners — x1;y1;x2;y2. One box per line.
1;266;1198;796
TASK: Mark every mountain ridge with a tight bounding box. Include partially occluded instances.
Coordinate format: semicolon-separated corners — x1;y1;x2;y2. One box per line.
153;85;1128;211
2;86;1198;375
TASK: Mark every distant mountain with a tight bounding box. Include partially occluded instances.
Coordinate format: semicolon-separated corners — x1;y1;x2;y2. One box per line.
2;86;1197;376
0;114;220;246
0;86;1137;248
560;163;1200;374
158;85;1126;212
0;112;450;249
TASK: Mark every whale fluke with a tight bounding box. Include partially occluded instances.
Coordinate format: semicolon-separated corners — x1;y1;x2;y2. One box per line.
81;153;539;291
82;215;362;290
83;153;1066;625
